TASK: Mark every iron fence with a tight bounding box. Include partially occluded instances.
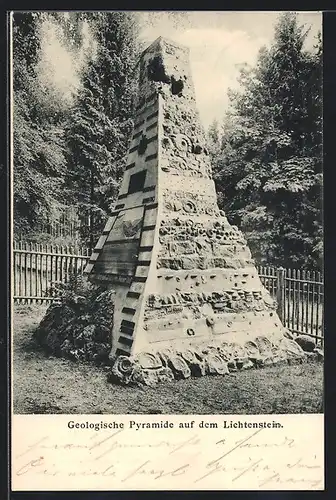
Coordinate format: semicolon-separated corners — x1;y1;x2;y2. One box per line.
258;266;323;344
13;241;90;304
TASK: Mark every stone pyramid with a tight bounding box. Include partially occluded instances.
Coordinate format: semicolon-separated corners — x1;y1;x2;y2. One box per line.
85;37;305;385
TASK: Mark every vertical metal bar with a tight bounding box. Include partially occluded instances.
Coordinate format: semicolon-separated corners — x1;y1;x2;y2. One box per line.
291;268;296;331
297;269;301;331
286;268;291;330
272;267;275;307
70;246;74;279
274;266;277;297
50;244;54;298
35;244;38;304
56;245;60;285
276;267;285;324
266;266;269;293
311;271;316;342
34;243;38;301
266;267;269;294
266;266;270;295
33;242;37;304
18;241;22;303
80;247;84;275
75;253;79;278
60;245;64;284
40;243;44;299
45;244;48;299
305;270;310;334
316;271;321;344
261;266;265;290
301;270;306;333
36;244;39;303
52;245;55;301
39;244;43;304
28;242;32;304
44;243;48;299
23;242;27;304
48;244;52;302
13;241;17;303
65;245;69;283
85;246;88;272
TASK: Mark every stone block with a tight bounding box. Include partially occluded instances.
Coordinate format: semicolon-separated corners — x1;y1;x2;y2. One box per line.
179;349;206;376
281;337;306;357
167;355;191;379
294;335;316;353
244;340;260;358
110;355;135;384
131;366;159;387
136;352;162;369
205;352;230;375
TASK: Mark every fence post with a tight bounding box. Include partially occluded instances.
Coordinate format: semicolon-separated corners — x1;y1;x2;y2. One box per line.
276;267;285;323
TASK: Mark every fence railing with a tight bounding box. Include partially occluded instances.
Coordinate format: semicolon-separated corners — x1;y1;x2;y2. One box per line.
12;242;324;343
13;242;90;304
258;266;323;345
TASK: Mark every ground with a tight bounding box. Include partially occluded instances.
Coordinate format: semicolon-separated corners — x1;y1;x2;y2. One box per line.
12;304;323;415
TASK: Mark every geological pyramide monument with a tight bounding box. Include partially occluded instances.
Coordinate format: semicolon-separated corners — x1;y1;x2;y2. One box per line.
85;37;305;384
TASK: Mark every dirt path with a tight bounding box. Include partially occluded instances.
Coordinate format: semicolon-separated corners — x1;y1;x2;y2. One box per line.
12;305;323;414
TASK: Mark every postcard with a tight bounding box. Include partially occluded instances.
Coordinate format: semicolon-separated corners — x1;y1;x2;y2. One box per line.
10;10;324;492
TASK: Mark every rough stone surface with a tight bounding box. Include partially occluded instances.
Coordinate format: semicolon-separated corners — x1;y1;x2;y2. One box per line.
294;335;316;352
178;349;206;376
166;355;192;380
110;355;135;384
84;36;291;369
205;353;229;375
105;333;310;386
136;352;162;370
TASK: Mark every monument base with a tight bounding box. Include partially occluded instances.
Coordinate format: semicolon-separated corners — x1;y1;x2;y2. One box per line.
108;327;308;386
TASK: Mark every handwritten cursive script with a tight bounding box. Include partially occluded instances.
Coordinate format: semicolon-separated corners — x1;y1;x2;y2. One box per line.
12;416;324;491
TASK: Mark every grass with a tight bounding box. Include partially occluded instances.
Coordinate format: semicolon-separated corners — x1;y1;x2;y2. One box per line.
12;304;324;415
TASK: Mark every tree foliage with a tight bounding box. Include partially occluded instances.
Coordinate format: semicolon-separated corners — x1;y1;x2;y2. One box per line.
13;12;139;245
64;12;139;247
212;13;322;269
13;13;69;234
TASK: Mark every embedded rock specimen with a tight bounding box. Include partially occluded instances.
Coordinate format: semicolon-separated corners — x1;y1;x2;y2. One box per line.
85;37;308;385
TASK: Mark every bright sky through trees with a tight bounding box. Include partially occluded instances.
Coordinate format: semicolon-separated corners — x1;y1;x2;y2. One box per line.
39;11;321;129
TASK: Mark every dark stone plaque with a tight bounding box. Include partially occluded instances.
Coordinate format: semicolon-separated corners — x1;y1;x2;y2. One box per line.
91;206;145;283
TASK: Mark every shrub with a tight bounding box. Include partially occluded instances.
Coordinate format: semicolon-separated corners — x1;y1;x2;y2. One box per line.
33;274;114;364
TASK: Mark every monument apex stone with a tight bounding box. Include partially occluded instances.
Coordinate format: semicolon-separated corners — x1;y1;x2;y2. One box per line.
85;37;305;384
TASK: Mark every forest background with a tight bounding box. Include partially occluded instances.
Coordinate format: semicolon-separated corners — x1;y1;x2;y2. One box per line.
12;11;322;269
